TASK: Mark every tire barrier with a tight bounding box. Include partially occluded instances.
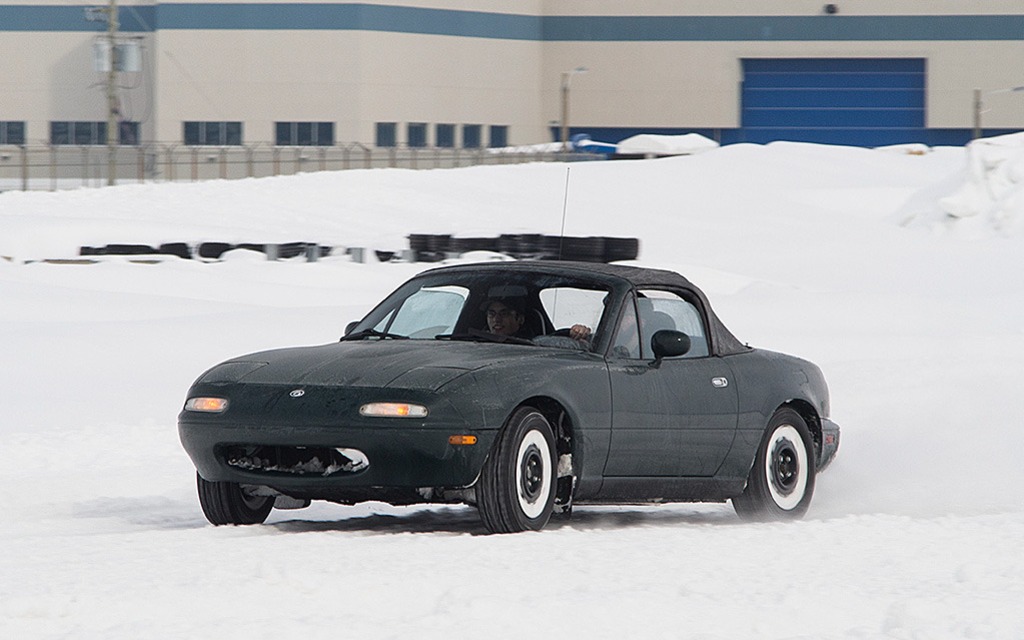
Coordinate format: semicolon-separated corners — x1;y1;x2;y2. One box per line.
78;242;333;261
73;235;635;264
80;244;158;256
158;242;192;259
197;242;234;260
407;234;638;263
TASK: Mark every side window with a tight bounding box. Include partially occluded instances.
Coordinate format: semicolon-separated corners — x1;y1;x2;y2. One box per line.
636;289;709;358
610;294;641;359
538;287;607;337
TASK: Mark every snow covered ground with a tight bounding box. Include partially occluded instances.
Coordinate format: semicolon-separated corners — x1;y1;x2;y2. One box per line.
2;141;1023;639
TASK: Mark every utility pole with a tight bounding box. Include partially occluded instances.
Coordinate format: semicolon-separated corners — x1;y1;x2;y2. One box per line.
105;0;118;185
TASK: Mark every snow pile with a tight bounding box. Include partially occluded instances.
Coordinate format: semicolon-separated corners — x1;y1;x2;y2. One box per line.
899;132;1024;236
616;132;719;156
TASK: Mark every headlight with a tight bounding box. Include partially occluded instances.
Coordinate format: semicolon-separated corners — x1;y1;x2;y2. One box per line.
359;402;428;418
185;397;229;413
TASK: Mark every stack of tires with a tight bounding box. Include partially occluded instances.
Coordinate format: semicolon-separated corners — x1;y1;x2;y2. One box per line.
408;234;449;262
497;234;545;259
195;242;331;260
450;237;498;254
79;242;332;261
601;237;640;263
545;236;604;262
80;243;192;259
407;233;639;263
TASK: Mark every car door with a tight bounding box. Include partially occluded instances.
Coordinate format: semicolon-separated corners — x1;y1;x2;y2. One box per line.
603;290;738;477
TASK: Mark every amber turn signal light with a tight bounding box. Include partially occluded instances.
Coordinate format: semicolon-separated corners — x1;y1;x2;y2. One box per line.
448;435;478;446
184;397;229;413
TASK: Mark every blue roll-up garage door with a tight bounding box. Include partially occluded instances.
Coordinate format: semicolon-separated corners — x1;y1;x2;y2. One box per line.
741;58;925;147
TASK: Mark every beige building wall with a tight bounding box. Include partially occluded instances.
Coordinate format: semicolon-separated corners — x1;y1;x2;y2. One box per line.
546;39;1024;131
152;30;544;144
3;0;1024;146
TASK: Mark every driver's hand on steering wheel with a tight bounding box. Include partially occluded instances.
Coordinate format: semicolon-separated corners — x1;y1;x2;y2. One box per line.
569;324;591;340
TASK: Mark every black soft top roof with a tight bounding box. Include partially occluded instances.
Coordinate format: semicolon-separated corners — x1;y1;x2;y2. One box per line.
423;261;751;356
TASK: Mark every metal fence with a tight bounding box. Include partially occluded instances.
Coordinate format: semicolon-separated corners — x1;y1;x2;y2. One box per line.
0;143;603;191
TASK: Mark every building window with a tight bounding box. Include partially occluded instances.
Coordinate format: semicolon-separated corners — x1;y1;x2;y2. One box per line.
436;123;455;148
183;121;243;146
49;121;139;146
489;125;508;148
0;121;26;145
462;124;482;149
376;122;397;148
274;121;334;146
119;121;139;146
407;122;427;148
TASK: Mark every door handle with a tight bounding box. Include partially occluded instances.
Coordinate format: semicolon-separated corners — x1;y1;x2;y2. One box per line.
711;377;729;388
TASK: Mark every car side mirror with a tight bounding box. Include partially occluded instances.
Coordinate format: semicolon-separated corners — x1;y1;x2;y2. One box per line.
651;330;691;360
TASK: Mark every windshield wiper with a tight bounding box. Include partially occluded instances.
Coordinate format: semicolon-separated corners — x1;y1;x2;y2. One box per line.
341;328;409;341
435;330;534;346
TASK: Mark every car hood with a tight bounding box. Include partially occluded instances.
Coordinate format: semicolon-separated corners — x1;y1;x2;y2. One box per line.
198;340;557;391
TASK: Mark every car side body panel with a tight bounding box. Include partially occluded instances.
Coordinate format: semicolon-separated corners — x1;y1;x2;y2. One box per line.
720;348;835;479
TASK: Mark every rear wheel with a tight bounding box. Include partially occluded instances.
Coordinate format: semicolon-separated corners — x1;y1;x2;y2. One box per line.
477;407;556;533
197;472;273;525
733;408;816;521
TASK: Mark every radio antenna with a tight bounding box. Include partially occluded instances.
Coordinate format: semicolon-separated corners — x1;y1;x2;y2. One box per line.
557;166;571;260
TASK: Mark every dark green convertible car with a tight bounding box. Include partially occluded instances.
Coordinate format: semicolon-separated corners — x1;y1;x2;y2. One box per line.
179;261;839;532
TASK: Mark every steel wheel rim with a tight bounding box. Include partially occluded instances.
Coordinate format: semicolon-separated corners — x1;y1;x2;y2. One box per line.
515;428;552;519
763;424;808;510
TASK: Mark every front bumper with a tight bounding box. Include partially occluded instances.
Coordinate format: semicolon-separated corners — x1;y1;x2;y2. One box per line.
816;418;841;472
178;418;497;498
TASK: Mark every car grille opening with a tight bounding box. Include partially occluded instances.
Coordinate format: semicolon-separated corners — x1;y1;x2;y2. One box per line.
223;445;369;477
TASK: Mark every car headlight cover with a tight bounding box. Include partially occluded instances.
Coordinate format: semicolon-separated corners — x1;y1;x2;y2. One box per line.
360;402;428;418
185;397;229;413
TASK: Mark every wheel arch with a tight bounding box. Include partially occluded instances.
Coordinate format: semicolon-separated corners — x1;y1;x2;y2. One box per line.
778;399;822;463
515;395;578;508
518;396;575;452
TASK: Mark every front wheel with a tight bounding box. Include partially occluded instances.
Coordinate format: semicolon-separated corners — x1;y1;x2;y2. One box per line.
733;408;816;521
197;473;274;525
476;407;556;533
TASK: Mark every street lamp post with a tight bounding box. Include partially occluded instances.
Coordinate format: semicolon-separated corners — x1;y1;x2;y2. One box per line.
972;85;1024;140
560;66;588;152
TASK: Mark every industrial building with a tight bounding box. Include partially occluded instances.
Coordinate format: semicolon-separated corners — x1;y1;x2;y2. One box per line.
2;0;1024;152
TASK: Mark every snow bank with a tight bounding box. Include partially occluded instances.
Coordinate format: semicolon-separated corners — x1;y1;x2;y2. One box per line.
615;133;719;156
899;132;1024;236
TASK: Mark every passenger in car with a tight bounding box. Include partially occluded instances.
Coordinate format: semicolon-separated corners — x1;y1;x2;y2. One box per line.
482;297;591;341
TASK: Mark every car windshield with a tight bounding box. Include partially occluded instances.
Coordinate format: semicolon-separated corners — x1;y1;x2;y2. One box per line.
345;268;617;349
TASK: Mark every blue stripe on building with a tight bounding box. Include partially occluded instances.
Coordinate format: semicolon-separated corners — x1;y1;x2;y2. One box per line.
540;15;1024;42
155;4;541;38
0;5;155;32
1;4;1023;41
